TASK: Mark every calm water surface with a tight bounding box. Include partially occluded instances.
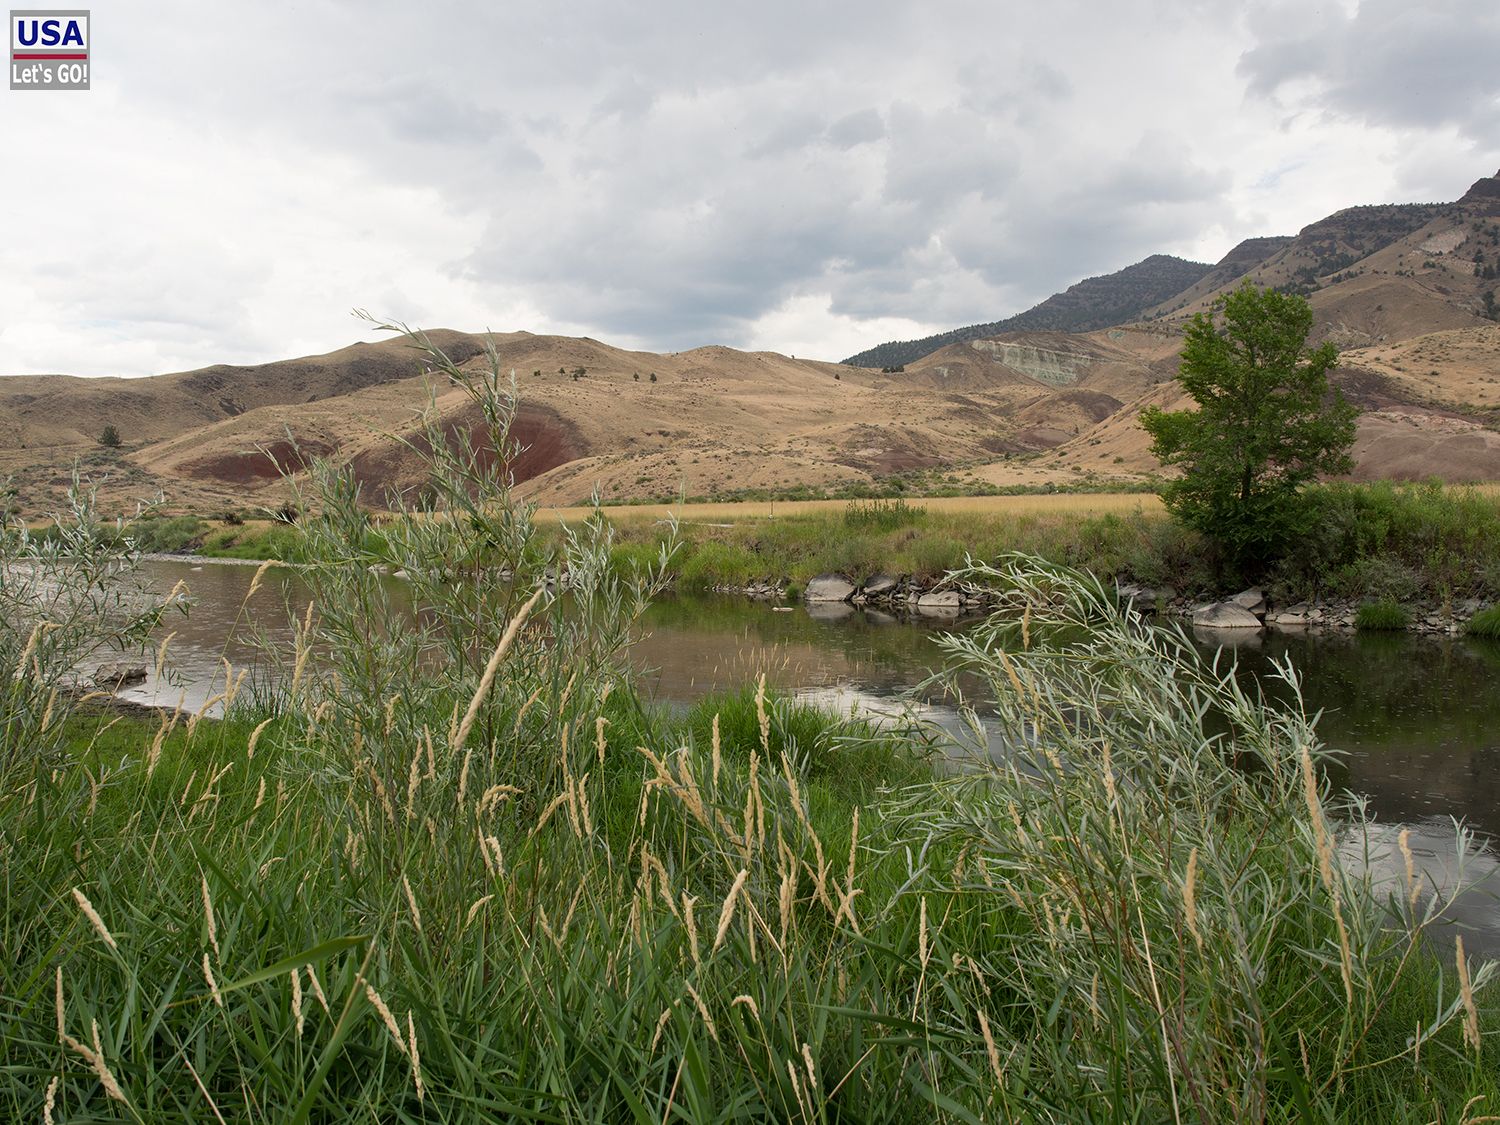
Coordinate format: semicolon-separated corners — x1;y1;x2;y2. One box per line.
118;558;1500;951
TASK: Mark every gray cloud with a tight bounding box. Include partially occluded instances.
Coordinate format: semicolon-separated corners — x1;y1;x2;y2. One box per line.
1239;0;1500;145
1;0;1494;376
826;109;885;150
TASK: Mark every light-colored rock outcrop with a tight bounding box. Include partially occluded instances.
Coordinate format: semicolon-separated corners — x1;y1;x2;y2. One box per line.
804;575;856;603
1191;602;1263;629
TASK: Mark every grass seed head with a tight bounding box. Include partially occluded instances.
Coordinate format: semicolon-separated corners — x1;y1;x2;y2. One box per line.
71;888;117;951
402;873;423;934
712;870;750;955
203;953;223;1008
1458;935;1481;1054
87;1019;128;1103
362;980;408;1057
201;872;219;958
407;1010;425;1104
291;968;304;1036
1184;847;1202;952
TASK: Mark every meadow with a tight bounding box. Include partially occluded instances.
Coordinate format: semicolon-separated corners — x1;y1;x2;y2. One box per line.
4;337;1496;1122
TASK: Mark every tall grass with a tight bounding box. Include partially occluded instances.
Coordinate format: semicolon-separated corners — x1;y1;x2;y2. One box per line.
1469;606;1500;639
1;330;1495;1121
905;557;1497;1118
587;482;1500;602
1356;599;1410;631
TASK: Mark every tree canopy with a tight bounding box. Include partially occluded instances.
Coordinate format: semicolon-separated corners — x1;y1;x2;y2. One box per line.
1140;282;1357;569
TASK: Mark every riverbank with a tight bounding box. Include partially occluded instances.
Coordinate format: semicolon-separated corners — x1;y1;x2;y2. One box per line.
10;328;1498;1120
9;556;1496;1121
603;482;1500;633
129;480;1500;636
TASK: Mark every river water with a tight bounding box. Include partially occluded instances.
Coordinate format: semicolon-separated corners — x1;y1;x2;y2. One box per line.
114;558;1500;952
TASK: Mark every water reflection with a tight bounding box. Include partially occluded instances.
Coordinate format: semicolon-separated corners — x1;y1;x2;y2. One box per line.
1347;820;1500;957
1232;632;1500;838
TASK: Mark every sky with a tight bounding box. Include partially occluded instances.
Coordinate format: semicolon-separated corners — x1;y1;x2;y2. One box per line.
2;0;1498;378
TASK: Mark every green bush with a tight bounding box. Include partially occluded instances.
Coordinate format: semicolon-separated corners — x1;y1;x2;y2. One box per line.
606;540;665;581
676;539;756;591
1331;554;1422;602
903;532;966;581
199;525;310;562
1356;599;1409;631
123;514;204;554
819;531;886;582
1273;482;1500;600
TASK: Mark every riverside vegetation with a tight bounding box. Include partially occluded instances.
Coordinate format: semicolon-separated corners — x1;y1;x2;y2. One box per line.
132;480;1500;614
3;326;1498;1122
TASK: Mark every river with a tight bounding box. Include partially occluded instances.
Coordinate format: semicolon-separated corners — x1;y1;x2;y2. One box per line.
110;557;1500;952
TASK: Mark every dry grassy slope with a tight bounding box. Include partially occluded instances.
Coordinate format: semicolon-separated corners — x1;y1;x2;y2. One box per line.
1343;326;1500;412
6;175;1500;514
0;331;487;452
7;320;1182;511
1147;171;1500;347
980;171;1500;490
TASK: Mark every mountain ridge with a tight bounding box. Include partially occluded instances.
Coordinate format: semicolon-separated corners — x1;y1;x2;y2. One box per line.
842;254;1212;369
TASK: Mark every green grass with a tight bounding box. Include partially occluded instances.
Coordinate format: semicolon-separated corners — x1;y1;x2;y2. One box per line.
596;483;1500;606
592;470;1161;506
199;522;313;562
1356;599;1410;631
604;503;1204;594
1469;605;1500;639
5;561;1496;1121
162;483;1500;615
1278;480;1500;602
681;685;932;803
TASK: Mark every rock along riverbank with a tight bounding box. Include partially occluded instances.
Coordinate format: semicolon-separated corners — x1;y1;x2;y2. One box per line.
716;572;1494;637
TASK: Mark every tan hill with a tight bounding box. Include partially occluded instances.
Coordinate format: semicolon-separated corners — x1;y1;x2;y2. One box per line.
1143;236;1293;319
1146;171;1500;344
4;172;1499;516
965;169;1500;488
0;322;1186;515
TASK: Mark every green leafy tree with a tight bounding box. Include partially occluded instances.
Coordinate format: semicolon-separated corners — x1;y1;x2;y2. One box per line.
1140;282;1357;570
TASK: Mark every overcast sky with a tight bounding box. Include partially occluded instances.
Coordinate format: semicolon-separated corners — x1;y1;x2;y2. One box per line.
2;0;1497;377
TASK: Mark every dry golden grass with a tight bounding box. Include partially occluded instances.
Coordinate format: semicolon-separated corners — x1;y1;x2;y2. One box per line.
537;492;1165;525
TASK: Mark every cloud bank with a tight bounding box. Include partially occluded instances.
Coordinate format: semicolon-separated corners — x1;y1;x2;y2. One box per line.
1;0;1496;376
